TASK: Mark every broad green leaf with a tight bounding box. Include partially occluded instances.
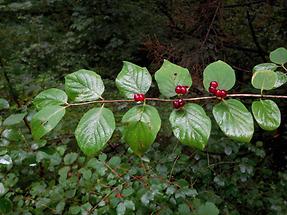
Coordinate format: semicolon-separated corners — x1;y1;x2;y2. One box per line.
33;88;68;110
252;63;278;73
0;183;5;196
203;60;236;91
198;202;219;215
65;69;104;102
169;103;211;150
75;107;115;156
3;113;26;126
154;60;192;98
270;47;287;65
64;152;78;165
31;105;66;140
116;61;152;98
116;202;126;215
213;99;254;143
0;99;9;110
121;105;161;156
0;198;12;214
274;72;287;88
251;70;277;90
252;100;281;131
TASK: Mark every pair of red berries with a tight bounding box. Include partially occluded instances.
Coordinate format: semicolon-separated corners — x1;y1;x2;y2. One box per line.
208;81;227;98
134;93;145;102
175;85;189;95
173;98;185;109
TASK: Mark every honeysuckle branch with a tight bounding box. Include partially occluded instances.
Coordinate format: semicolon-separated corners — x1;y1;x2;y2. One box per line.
282;64;287;72
65;93;287;107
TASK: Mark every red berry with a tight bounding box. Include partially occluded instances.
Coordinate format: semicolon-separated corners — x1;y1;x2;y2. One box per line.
210;81;218;88
115;193;124;198
175;85;182;94
180;86;187;94
178;98;185;106
208;87;217;94
134;94;145;102
173;99;185;109
215;89;222;97
220;90;227;98
173;100;180;109
175;85;188;95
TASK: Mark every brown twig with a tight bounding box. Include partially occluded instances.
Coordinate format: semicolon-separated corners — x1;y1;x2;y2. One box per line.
66;94;287;107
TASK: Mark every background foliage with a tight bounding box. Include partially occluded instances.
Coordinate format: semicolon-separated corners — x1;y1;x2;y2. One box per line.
1;0;287;214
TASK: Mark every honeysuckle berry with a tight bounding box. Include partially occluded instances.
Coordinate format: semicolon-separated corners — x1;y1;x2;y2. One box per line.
208;86;217;94
215;89;227;98
209;81;219;88
175;85;188;95
134;93;145;102
173;98;185;109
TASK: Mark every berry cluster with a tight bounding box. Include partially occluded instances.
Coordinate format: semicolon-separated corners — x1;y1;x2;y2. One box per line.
208;81;227;99
173;98;185;109
175;85;189;95
133;93;145;102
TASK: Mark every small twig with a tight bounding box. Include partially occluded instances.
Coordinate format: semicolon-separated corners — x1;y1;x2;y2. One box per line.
169;155;180;181
282;64;287;72
200;3;220;48
208;161;239;167
66;94;287;107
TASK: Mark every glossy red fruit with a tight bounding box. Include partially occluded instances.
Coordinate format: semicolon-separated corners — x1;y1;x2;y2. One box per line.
134;93;145;102
115;193;124;198
220;90;227;98
178;98;185;106
210;81;218;88
180;86;187;94
173;99;185;109
175;85;188;94
175;85;182;94
209;87;217;94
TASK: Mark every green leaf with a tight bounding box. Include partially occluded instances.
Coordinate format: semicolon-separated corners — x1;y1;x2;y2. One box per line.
31;105;66;140
0;198;12;214
75;107;115;156
213;99;254;143
64;152;78;165
124;200;135;210
270;47;287;65
154;60;192;98
274;72;287;88
251;70;277;91
33;88;68;110
252;100;281;131
252;63;278;73
65;69;104;102
121;105;161;156
116;61;152;98
203;60;236;91
0;183;5;196
0;99;9;110
178;203;191;215
116;202;126;215
169;103;211;150
198;202;219;215
3;113;26;126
